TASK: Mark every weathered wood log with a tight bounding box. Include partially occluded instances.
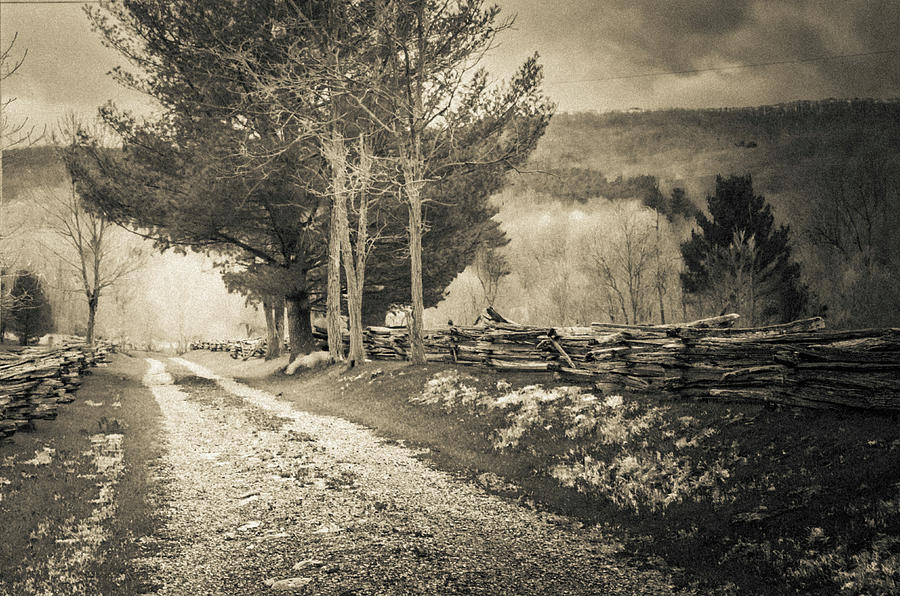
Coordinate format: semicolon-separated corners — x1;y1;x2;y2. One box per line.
0;342;109;439
672;317;824;339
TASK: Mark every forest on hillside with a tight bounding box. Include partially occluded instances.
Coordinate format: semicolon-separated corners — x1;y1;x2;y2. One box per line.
5;99;899;340
433;99;900;330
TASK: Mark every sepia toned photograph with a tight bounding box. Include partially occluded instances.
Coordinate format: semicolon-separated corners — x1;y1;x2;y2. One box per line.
1;1;898;594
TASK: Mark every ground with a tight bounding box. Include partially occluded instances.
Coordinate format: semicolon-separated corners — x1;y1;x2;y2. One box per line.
1;352;898;594
0;352;692;595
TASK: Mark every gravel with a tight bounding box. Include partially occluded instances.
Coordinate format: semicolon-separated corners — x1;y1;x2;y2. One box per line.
135;356;693;595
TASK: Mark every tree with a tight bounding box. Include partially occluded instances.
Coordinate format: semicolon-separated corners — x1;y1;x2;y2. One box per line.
585;205;654;325
473;245;510;308
220;0;551;362
698;231;778;326
804;151;900;327
219;1;388;364
8;270;53;345
369;1;553;362
322;133;379;364
681;174;807;324
79;0;329;359
39;116;145;345
82;0;549;364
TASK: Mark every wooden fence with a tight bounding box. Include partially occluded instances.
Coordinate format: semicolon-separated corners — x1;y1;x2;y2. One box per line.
0;343;112;440
194;310;900;411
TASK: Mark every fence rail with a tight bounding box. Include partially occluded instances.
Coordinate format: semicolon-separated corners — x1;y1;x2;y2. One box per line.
0;343;113;440
193;310;900;412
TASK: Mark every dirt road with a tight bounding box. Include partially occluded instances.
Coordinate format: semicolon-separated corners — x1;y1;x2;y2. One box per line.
141;356;696;594
4;355;695;594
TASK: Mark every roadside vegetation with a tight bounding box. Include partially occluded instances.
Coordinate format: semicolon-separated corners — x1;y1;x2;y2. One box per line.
190;351;900;594
0;354;164;595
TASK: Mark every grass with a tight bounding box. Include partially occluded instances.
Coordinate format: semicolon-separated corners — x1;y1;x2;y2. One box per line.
0;352;165;595
186;350;900;595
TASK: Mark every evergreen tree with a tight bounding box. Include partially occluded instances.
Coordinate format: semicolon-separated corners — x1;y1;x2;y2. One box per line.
8;270;53;345
76;0;547;359
681;174;807;323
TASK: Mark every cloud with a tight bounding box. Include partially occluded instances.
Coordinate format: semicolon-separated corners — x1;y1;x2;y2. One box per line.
3;0;897;128
489;0;899;110
1;5;148;134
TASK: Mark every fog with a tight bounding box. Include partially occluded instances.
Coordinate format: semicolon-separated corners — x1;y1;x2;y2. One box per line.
96;251;264;348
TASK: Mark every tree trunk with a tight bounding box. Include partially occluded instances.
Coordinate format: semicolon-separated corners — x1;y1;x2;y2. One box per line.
655;210;666;325
86;293;98;345
407;196;426;364
338;216;366;366
324;129;374;367
285;292;315;360
274;296;285;356
327;202;345;361
657;284;666;325
325;201;344;360
398;2;427;365
345;273;365;365
263;296;277;360
400;150;426;363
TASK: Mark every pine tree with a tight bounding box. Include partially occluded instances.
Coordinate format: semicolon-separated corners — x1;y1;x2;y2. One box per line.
9;270;53;345
680;174;807;323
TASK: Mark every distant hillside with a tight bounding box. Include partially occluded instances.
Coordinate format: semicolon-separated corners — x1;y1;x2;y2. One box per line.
8;98;898;215
2;146;69;202
513;98;900;221
436;99;900;328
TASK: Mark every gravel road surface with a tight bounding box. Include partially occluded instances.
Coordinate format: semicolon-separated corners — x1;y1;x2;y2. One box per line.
135;356;692;595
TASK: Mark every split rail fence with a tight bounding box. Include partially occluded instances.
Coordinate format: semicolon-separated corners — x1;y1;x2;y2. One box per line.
0;343;113;440
194;310;900;412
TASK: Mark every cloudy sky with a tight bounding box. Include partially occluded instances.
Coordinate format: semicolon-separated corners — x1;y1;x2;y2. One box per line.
2;0;898;135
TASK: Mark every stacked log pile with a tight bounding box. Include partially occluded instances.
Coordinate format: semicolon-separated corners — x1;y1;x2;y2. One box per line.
312;326;455;362
0;344;111;440
190;339;244;353
197;310;900;411
190;338;286;359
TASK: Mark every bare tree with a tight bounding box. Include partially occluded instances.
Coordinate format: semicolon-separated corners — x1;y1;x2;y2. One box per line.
39;116;145;344
322;131;379;365
473;246;510;308
585;206;654;324
699;231;777;326
809;153;896;270
653;209;669;324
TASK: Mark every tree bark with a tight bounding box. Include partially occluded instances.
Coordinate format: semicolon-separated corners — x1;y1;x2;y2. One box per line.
407;193;426;364
327;201;345;361
285;292;315;360
657;285;666;325
324;130;374;367
274;296;285;356
332;184;365;364
263;296;277;360
655;210;666;325
86;293;98;345
337;204;366;366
